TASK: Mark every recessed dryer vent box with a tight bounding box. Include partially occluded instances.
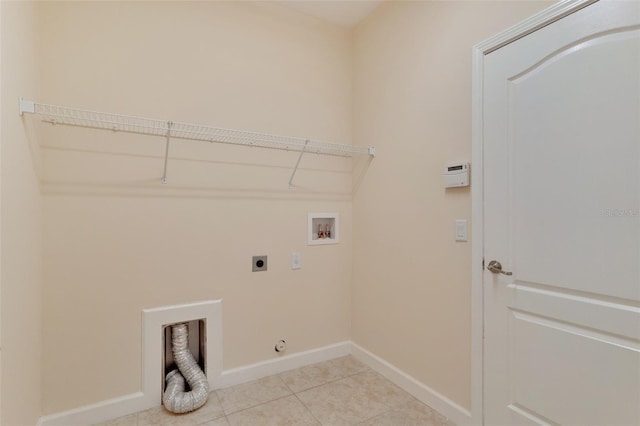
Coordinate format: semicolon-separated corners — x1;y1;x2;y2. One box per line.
163;319;206;398
308;213;339;245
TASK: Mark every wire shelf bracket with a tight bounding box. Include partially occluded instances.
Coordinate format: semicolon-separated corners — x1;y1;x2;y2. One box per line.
288;139;309;190
19;98;376;187
161;121;173;185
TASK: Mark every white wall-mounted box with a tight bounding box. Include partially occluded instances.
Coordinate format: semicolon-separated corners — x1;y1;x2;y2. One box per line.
443;162;470;188
308;213;339;245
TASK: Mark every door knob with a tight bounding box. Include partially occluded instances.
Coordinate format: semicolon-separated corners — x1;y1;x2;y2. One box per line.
487;260;512;276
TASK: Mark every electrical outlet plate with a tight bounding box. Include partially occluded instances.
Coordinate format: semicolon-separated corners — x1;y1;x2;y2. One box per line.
455;220;468;242
291;252;301;269
252;255;268;272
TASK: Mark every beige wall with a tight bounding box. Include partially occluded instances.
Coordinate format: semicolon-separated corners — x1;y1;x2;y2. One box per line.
39;1;354;414
1;1;43;424
1;0;559;419
352;0;552;411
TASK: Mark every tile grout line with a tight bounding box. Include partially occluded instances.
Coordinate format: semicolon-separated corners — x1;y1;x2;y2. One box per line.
215;374;293;417
358;407;395;425
288;365;379;425
221;392;295;418
217;357;370;425
278;359;372;395
204;390;228;424
100;356;454;426
291;392;323;426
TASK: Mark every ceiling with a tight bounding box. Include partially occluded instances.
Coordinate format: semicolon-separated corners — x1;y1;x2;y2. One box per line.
278;1;385;28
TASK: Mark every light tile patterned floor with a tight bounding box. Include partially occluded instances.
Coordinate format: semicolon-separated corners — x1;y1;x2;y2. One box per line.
96;356;455;426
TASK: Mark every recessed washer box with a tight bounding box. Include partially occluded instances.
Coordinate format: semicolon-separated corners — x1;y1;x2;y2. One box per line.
308;213;339;245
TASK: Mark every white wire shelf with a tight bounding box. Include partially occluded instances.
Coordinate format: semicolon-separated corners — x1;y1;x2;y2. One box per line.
19;98;375;187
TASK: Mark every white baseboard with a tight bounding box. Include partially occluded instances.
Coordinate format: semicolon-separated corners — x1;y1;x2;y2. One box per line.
349;342;472;426
37;341;351;425
37;392;146;426
38;341;471;426
39;300;224;426
217;341;351;389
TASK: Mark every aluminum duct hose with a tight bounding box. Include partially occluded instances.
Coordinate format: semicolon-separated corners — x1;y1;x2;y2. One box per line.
162;323;209;413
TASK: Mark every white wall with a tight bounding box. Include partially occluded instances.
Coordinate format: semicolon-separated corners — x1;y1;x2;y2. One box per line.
0;1;43;424
38;1;354;415
352;0;552;412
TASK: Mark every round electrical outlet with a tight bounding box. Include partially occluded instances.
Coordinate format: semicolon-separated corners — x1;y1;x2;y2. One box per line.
275;340;286;353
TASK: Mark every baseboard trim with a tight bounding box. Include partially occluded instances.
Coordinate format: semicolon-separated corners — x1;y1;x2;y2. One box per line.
37;341;351;425
38;341;471;426
37;392;146;426
217;341;351;389
349;343;472;426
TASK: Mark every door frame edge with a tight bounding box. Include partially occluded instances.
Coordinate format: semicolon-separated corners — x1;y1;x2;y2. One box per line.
469;1;597;424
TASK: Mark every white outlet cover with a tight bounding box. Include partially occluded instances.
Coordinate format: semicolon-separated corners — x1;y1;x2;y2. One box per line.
455;220;468;242
291;252;301;269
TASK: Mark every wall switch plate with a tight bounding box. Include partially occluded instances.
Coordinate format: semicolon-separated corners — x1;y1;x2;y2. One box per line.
291;252;301;269
252;255;268;272
455;220;468;242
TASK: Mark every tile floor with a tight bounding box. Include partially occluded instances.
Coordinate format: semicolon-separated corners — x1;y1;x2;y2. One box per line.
96;356;455;426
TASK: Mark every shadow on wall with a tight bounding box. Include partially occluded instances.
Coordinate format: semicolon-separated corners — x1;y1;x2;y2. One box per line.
29;114;364;201
20;113;44;179
352;152;375;195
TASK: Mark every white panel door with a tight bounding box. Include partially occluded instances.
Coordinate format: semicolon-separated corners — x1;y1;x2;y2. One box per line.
483;1;640;425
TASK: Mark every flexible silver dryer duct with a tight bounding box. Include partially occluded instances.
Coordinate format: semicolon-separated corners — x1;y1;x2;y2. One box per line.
162;323;209;413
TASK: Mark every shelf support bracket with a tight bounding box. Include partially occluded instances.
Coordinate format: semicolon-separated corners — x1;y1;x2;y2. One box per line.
19;98;35;116
161;121;173;184
288;139;309;189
